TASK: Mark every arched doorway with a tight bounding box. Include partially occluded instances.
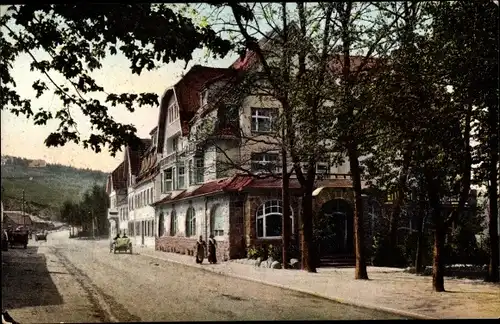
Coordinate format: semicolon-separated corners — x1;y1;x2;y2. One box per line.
158;212;164;237
316;199;354;256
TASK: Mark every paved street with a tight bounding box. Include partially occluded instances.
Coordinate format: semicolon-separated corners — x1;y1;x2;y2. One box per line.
2;231;405;322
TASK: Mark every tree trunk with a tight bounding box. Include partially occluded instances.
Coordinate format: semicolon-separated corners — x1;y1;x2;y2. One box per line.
301;188;316;273
415;198;427;274
388;152;410;259
282;154;290;269
486;102;499;283
348;142;369;280
432;219;446;292
427;175;445;292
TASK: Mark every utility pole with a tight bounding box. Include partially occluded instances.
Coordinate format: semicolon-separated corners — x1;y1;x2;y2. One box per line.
91;210;95;240
22;189;25;226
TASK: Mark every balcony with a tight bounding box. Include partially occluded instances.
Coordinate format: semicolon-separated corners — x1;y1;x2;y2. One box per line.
159;152;178;168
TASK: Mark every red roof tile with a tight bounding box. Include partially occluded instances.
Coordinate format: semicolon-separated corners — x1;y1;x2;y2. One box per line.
152;175;352;206
156;65;236;154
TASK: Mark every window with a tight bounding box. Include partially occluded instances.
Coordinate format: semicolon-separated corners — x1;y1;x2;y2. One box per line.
216;104;239;134
251;153;279;173
210;205;225;237
200;89;208;107
170;210;178;236
178;162;186;189
251;108;274;133
186;207;196;237
150;188;154;203
172;137;178;153
158;212;165;237
168;103;178;124
195;158;204;184
188;160;193;185
316;163;329;175
164;168;173;192
256;200;294;239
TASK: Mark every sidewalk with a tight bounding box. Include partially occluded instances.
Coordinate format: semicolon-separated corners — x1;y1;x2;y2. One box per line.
136;247;500;319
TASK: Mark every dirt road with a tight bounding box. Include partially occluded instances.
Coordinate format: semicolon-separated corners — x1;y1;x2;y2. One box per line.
2;231;405;322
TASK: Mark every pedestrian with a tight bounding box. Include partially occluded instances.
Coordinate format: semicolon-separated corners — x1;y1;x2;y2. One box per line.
208;234;217;264
195;235;206;264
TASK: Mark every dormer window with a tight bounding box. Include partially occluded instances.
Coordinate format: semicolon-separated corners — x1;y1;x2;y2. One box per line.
200;89;208;107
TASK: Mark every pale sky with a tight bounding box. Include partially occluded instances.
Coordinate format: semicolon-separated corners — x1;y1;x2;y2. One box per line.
0;6;238;173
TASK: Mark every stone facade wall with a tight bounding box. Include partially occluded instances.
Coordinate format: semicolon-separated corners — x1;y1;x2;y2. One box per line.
156;235;231;261
228;193;246;259
154;188;384;261
155;194;232;262
244;190;301;254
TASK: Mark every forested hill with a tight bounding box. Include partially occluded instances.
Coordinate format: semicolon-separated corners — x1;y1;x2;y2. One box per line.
1;155;107;220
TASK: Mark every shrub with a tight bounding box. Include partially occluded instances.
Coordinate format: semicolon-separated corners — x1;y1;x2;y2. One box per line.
289;240;301;260
268;244;283;263
371;234;408;267
247;245;266;260
445;227;489;265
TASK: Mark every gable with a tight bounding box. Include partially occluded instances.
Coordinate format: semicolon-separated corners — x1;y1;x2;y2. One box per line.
156;65;235;153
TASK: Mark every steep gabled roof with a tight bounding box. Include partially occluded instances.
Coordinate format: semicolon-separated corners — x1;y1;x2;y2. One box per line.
127;138;152;177
135;146;158;187
149;126;158;135
156;65;235;153
111;161;127;190
3;211;33;226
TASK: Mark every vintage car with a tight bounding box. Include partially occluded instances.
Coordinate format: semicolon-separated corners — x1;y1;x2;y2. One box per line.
35;231;47;241
110;236;133;254
9;227;29;249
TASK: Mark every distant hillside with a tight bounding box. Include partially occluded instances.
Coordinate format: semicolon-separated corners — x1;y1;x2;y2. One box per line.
1;155;107;220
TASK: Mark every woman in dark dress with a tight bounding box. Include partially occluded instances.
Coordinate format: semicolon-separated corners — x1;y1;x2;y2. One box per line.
195;235;206;264
208;234;217;264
